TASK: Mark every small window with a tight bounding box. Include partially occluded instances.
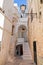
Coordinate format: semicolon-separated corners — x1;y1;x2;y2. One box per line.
22;27;25;30
39;12;41;15
39;11;42;18
40;0;43;4
11;25;14;35
3;10;5;13
21;15;22;18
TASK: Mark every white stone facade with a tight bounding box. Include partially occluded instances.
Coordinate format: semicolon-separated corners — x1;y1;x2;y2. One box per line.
0;0;19;65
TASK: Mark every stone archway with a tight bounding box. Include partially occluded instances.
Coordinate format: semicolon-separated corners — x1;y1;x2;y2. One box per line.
16;44;23;56
18;25;27;42
18;25;27;41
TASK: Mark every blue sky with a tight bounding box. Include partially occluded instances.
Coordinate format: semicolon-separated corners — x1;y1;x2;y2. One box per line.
14;0;27;7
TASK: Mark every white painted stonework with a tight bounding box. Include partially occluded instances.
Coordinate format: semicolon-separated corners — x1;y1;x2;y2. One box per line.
0;13;4;28
0;0;4;8
17;38;24;43
0;0;19;22
16;38;24;45
14;9;28;37
0;0;19;65
0;13;4;43
15;7;33;60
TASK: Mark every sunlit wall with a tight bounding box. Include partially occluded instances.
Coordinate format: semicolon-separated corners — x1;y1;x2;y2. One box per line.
0;0;4;8
0;13;4;50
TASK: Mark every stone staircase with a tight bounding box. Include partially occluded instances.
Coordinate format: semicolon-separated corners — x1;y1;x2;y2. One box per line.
16;38;33;60
20;60;35;65
5;38;35;65
23;42;32;60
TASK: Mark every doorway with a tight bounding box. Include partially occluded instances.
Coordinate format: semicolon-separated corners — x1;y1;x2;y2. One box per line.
33;41;37;65
16;44;23;56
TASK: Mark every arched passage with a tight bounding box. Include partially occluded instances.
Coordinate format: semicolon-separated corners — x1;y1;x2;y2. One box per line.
15;25;28;57
18;25;27;42
16;44;23;56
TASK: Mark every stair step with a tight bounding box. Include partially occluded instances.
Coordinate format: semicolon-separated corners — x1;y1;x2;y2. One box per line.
23;42;32;60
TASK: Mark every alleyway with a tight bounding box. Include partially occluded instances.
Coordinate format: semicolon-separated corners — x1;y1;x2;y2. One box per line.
5;56;35;65
5;39;35;65
0;0;43;65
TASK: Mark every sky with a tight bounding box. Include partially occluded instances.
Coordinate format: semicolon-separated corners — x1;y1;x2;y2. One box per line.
14;0;27;7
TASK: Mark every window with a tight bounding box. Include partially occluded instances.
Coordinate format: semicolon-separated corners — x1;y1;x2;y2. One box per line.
39;11;42;18
11;25;14;35
21;15;22;18
40;0;43;4
39;12;41;15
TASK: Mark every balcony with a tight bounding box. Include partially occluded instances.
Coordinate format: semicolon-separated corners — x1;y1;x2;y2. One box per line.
16;38;24;45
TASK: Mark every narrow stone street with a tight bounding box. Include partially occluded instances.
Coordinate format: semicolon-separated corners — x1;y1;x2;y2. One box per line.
0;0;43;65
5;56;35;65
6;41;35;65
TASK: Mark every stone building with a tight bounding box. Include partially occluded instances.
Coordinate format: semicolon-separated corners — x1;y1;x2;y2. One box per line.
0;0;43;65
0;0;19;65
28;0;43;65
